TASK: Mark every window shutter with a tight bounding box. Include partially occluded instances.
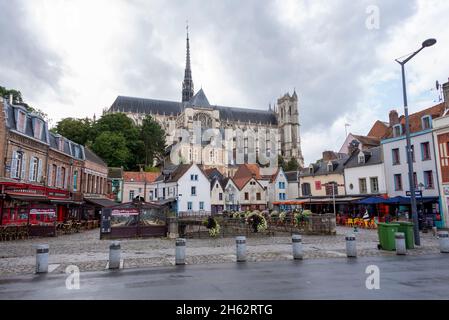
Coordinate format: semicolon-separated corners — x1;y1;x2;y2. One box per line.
10;151;18;178
37;159;42;183
47;165;52;186
21;153;27;181
29;158;35;181
64;170;68;189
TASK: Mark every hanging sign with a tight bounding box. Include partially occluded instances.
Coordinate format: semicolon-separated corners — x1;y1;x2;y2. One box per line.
111;208;139;216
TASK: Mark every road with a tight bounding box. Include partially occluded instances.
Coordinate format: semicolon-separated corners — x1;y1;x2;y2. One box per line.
1;254;449;299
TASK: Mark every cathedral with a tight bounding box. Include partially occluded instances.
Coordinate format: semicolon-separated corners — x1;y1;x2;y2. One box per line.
107;28;304;171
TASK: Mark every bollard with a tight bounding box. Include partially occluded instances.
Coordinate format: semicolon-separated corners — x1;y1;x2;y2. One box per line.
236;236;246;262
395;232;406;255
438;231;449;253
35;244;49;273
109;241;121;269
292;234;303;260
345;234;357;258
175;238;186;265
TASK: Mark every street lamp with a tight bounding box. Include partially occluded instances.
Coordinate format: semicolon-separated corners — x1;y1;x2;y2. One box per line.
395;38;436;246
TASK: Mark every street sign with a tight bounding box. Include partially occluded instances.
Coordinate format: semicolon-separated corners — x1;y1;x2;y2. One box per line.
406;190;422;197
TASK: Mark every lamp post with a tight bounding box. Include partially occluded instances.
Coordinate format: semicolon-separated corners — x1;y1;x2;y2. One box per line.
395;38;436;246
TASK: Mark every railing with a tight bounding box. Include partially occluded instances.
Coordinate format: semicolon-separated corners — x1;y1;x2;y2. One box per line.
178;211;212;218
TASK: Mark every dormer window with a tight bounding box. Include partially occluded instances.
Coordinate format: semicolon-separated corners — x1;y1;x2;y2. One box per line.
16;110;26;133
309;165;314;175
58;138;64;151
33;118;43;139
327;161;333;172
393;124;402;137
358;152;365;164
421;115;432;130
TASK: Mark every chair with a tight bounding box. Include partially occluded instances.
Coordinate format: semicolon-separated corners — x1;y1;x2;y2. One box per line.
346;218;353;227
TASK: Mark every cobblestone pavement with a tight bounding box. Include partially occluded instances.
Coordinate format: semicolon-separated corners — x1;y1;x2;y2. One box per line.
0;226;441;276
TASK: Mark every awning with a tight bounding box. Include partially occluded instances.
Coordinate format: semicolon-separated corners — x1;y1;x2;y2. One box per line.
5;193;48;202
49;199;83;205
84;197;118;208
386;196;439;205
299;197;363;204
356;196;390;204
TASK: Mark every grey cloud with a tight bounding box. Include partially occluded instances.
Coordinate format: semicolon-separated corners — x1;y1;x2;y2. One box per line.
0;0;62;98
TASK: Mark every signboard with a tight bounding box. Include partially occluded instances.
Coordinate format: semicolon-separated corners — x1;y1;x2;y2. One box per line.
406;190;422;197
111;208;139;216
30;208;56;215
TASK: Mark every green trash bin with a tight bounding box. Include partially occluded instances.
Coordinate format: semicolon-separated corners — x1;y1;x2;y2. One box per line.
377;222;399;251
397;221;415;249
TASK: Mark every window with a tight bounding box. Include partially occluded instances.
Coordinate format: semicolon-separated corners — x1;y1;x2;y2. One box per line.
219;193;223;201
195;174;198;181
33;119;43;139
279;193;286;200
327;162;333;171
52;164;57;186
199;201;204;210
325;182;338;196
149;190;154;200
421;142;431;161
256;193;261;200
302;183;311;196
424;170;434;189
393;124;402;137
244;192;249;200
392;148;400;165
73;170;78;191
16;110;26;133
210;150;215;163
359;178;367;194
138;188;142;193
58;138;64;151
162;188;166;198
358;153;365;164
278;181;285;189
11;151;24;179
405;145;415;163
29;157;38;181
129;190;135;200
190;174;194;181
216;183;219;188
394;174;402;191
422;115;432;130
187;201;192;210
370;177;379;193
191;186;196;196
61;167;66;188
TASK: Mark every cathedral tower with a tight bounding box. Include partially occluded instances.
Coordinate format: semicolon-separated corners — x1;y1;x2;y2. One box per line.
276;90;304;167
182;24;194;103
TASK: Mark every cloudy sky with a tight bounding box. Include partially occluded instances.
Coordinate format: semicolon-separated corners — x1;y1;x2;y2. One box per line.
1;0;448;164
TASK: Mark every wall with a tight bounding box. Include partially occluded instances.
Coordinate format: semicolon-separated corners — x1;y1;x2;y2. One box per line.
300;173;345;197
177;164;211;213
344;163;387;195
382;131;439;197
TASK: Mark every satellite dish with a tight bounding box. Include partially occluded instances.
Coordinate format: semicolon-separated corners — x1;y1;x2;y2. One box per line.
436;80;440;90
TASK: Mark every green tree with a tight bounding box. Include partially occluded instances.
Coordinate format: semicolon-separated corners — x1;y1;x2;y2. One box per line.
52;117;92;145
278;155;286;169
1;86;48;120
92;131;129;167
285;157;300;171
91;113;144;170
140;115;166;166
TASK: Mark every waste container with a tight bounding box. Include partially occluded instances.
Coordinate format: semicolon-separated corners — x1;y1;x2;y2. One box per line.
397;221;415;249
377;222;399;251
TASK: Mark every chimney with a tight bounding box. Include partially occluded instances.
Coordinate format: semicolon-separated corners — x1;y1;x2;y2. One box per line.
9;94;13;105
389;110;399;126
322;151;337;162
443;79;449;110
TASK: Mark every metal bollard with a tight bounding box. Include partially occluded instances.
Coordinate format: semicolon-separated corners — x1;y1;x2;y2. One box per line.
432;227;438;237
345;234;357;258
109;241;121;269
292;234;303;260
175;238;186;265
395;232;406;255
438;231;449;253
236;236;246;262
35;244;49;273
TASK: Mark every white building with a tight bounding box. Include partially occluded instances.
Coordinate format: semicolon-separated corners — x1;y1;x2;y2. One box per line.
343;147;387;195
266;168;290;208
150;163;211;216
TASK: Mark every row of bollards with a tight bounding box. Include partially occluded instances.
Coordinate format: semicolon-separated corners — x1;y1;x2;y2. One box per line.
33;230;449;273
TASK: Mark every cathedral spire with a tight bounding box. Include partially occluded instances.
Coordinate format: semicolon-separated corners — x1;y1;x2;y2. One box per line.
182;22;194;103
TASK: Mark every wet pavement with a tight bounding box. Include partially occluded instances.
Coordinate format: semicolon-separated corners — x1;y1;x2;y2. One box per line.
1;254;448;299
